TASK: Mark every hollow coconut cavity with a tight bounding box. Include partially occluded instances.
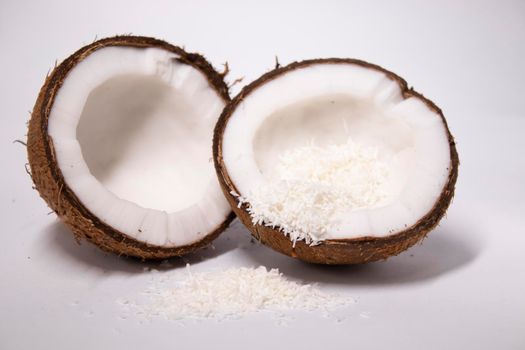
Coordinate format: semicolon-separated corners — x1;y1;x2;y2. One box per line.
28;36;234;259
214;59;459;264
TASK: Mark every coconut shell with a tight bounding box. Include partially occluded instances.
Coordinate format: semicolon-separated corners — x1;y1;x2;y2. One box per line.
213;58;459;265
28;35;235;259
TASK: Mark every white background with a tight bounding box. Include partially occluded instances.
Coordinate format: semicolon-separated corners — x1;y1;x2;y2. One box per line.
1;0;524;349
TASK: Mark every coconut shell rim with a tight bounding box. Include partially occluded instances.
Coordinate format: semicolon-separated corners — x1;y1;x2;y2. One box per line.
213;58;459;264
28;35;235;259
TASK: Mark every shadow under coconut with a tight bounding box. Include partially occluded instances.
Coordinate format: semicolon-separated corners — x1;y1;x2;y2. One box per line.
43;219;242;274
43;216;482;286
239;221;484;287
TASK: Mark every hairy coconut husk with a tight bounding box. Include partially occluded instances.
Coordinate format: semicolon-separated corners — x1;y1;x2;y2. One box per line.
214;58;459;264
28;35;234;259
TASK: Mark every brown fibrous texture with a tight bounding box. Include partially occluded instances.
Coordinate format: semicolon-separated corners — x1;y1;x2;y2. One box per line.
213;58;459;265
27;35;234;259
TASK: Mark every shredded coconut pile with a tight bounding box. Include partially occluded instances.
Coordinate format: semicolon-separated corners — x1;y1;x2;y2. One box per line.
235;139;389;245
118;265;352;322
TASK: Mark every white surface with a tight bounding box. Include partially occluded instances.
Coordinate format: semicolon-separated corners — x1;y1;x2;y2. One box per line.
1;0;524;349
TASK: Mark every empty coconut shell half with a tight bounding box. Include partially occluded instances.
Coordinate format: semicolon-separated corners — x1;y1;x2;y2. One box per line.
28;36;234;259
214;58;459;264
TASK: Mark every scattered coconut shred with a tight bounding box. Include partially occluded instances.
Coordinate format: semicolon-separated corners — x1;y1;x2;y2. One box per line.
118;265;353;323
235;139;390;245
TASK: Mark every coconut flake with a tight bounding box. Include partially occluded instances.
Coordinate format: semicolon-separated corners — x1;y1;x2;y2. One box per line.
118;265;353;322
235;139;389;245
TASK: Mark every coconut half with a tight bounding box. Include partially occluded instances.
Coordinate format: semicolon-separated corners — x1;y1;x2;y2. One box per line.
214;59;459;264
28;36;234;259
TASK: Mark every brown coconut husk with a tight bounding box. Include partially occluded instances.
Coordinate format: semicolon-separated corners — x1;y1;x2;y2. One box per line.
213;58;459;264
28;35;235;259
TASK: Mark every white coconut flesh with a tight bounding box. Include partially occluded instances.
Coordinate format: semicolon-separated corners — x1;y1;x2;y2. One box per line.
48;46;230;247
222;63;451;241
